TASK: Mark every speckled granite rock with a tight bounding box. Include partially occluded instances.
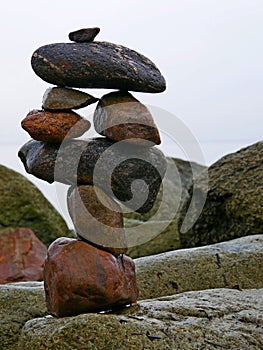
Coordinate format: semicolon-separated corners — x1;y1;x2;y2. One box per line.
0;282;46;350
18;288;263;349
31;42;166;93
179;142;263;248
135;234;263;300
0;164;72;245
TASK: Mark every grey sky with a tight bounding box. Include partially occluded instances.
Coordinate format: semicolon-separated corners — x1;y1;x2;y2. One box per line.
1;0;262;153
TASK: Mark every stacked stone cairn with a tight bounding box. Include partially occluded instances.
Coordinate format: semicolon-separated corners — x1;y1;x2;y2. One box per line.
19;28;167;317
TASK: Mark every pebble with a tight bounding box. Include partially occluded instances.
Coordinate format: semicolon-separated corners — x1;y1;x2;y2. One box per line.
68;27;100;42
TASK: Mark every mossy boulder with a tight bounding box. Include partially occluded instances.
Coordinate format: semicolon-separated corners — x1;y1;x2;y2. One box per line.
0;164;73;245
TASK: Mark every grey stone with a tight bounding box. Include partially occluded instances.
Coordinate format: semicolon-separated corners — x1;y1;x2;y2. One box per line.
0;164;73;245
179;141;263;248
31;42;166;93
0;282;46;350
18;288;263;349
68;27;100;42
135;234;263;300
42;87;98;110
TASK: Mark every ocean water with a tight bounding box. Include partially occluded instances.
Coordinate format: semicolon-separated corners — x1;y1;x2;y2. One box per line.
0;139;258;227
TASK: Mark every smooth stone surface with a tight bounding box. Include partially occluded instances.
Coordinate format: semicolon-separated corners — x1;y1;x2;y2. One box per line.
21;109;90;143
18;138;167;214
19;288;263;349
44;237;139;317
69;27;100;42
135;235;263;300
42;87;98;110
0;227;47;284
31;42;166;92
93;90;160;145
0;164;72;245
0;281;46;350
179;141;263;248
67;185;127;254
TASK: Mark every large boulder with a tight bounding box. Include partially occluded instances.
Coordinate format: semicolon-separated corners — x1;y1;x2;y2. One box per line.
179;142;263;248
0;164;72;245
19;288;263;349
0;282;46;350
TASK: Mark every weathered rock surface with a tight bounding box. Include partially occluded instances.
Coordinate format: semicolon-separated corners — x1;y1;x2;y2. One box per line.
67;185;127;254
69;27;100;42
179;141;263;248
19;288;263;349
44;237;139;317
18;138;167;213
94;90;160;145
135;235;263;300
31;42;166;93
0;281;46;350
0;227;47;284
21;109;90;142
0;164;72;245
42;87;98;110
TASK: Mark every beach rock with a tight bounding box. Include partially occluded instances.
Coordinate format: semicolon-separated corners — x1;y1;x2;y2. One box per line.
44;237;139;317
18;138;167;213
135;234;263;300
69;27;100;42
94;90;160;145
21;109;90;143
0;227;47;284
31;42;166;93
0;164;72;246
19;288;263;349
179;142;263;248
67;185;127;255
42;87;98;110
0;281;46;350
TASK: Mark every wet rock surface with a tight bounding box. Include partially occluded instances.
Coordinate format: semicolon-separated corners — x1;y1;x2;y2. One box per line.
19;288;263;350
0;227;47;284
67;185;127;254
44;237;139;317
42;87;98;110
0;164;71;245
21;109;90;142
31;42;166;92
93;90;160;145
18;138;167;213
68;27;100;42
179;141;263;248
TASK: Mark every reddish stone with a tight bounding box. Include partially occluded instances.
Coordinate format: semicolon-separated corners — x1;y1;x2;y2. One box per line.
94;91;161;146
0;227;47;284
44;237;139;316
67;185;127;255
21;109;90;143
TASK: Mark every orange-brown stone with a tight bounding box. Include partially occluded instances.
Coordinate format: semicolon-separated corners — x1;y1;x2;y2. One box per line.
21;109;90;143
0;227;47;284
44;237;139;317
67;185;127;255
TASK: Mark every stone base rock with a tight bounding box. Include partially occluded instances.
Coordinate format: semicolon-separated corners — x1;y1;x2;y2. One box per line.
0;227;47;284
19;288;263;350
44;237;139;316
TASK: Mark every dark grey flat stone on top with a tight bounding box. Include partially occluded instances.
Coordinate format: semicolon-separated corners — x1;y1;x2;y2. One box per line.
31;42;166;93
68;27;100;43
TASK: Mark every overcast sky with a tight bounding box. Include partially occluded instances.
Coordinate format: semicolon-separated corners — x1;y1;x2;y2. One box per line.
0;0;262;161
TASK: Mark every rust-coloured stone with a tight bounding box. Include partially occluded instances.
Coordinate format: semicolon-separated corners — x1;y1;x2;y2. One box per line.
31;42;166;93
0;227;47;284
67;185;127;255
21;109;90;143
42;87;98;110
18;138;167;213
69;27;100;42
94;91;161;145
44;237;139;316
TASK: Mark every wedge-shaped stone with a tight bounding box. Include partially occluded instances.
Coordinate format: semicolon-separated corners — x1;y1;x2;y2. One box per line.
31;42;166;93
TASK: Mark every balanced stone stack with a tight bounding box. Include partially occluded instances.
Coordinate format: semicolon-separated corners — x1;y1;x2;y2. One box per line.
18;28;167;317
